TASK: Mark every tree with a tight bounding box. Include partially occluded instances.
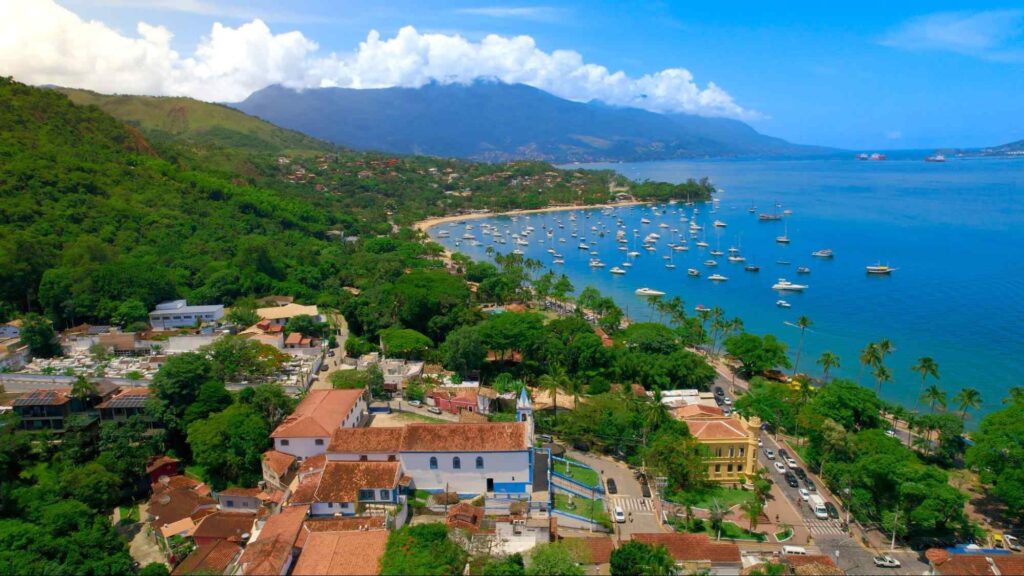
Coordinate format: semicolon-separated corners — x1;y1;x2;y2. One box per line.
858;342;880;382
644;430;707;492
111;298;148;328
526;543;584;576
873;364;892;397
791;316;812;376
245;383;297;429
19;313;61;358
482;554;525;576
708;498;728;540
921;383;947;413
204;335;287;382
724;333;791;377
186;404;269;489
149;352;218;445
911;357;940;415
741;493;765;531
381;327;433;360
60;460;122;511
183;380;233;426
380;524;467;575
953;387;982;424
139;564;171;576
330;367;381;393
817;351;840;381
609;540;675;576
440;325;486;378
98;415;165;485
70;374;96;402
967;400;1024;517
284;314;328;338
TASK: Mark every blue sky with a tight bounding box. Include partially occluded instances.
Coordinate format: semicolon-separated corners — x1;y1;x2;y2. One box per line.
25;1;1024;148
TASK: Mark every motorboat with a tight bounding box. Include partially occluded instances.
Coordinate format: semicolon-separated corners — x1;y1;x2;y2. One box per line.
708;274;728;282
688;268;700;277
589;259;605;268
673;245;689;251
694;304;710;312
553;259;564;265
714;220;727;228
696;241;709;248
796;267;811;274
776;260;791;265
776;300;791;308
635;287;666;296
728;255;746;263
622;262;632;267
812;249;834;258
759;213;783;221
704;260;718;267
578;243;589;250
744;265;760;272
728;247;740;253
610;267;626;275
710;249;724;256
640;218;651;224
665;263;677;269
627;251;641;257
866;264;896;275
772;279;808;291
776;234;791;244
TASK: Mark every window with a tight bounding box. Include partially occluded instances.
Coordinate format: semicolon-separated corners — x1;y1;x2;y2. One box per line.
715;464;721;473
453;457;461;470
379;489;389;500
738;465;744;472
739;447;745;456
358;489;375;501
280;439;290;447
475;457;484;470
716;448;722;457
225;500;234;508
327;503;334;508
727;464;733;472
315;438;324;446
429;457;438;470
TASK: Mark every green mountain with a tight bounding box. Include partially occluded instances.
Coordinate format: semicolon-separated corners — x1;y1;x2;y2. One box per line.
54;86;331;156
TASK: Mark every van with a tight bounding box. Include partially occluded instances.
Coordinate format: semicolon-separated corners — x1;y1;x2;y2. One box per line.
782;545;808;556
809;495;829;520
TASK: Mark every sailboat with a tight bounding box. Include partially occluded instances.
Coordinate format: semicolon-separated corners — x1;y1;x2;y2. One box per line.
776;224;791;244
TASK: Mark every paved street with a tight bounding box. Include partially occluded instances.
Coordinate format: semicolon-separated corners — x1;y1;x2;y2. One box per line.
564;447;665;540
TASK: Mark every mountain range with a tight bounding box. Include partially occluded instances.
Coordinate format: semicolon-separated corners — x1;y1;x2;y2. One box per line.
232;81;829;163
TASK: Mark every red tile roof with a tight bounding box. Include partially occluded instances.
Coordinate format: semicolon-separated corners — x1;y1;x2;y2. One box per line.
271;389;364;438
290;470;323;505
172;539;241;575
191;511;256;542
219;486;263;498
151;474;203;495
327;427;404;453
400;422;529;452
685;417;751;441
148;488;216;528
631;533;741;564
238;505;308;576
146;455;181;474
446;503;485;532
672;404;725;419
262;450;296;477
303;516;387;533
566;537;614;564
292;530;388;575
314;461;401;503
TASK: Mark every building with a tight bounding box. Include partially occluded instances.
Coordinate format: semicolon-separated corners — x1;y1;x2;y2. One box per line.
0;319;21;339
239;321;285;350
270;389;368;459
262;450;297;491
11;383;118;431
148;477;217;543
237;505;309;576
97;387;153;423
302;460;403;517
146;456;182;484
172;539;242;576
255;303;322;327
190;511;256;547
676;408;760;486
291;525;388;575
631;533;741;573
216;487;265;513
149;300;224;330
925;547;1024;576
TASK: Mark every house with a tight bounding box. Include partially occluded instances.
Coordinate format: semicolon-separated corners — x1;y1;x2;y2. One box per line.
631;533;741;573
925;547;1024;576
146;456;182;484
97;387;153;423
291;526;388;575
446;502;486;532
255;303;322;327
190;511;257;547
149;300;224;330
494;516;555;555
563;537;614;575
172;539;242;576
148;479;217;543
677;410;760;486
0;336;28;370
304;460;403;517
239;322;285;350
429;388;480;415
0;319;21;339
262;450;297;491
237;504;309;576
270;389;369;458
11;383;117;431
284;332;319;350
216;487;264;513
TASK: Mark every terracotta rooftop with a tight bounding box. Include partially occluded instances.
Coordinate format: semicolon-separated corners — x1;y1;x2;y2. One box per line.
219;486;263;498
146;455;181;474
303;516;388;533
400;422;529;452
314;461;401;503
256;303;319;322
148;488;216;528
299;454;326;474
685;417;751;441
12;388;70;407
172;539;241;575
927;550;1024;576
271;389;364;438
672;404;725;419
238;505;308;575
262;450;296;477
152;474;204;495
447;503;485;532
631;533;741;564
292;530;388;575
191;511;256;542
786;555;844;576
327;426;404;453
290;470;323;505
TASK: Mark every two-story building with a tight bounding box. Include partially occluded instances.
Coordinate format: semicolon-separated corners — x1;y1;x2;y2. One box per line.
97;387;153;424
149;300;224;330
11;383;118;431
675;405;760;486
270;389;368;459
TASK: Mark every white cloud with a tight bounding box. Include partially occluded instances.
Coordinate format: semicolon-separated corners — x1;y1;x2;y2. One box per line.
0;0;754;118
454;6;565;21
881;10;1024;61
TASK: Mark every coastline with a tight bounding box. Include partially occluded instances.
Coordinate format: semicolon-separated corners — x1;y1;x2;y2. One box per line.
413;200;650;233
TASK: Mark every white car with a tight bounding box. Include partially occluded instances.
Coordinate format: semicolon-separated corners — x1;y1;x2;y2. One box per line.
885;429;897;438
758;438;764;447
408;400;422;407
787;458;799;469
764;449;775;460
798;488;810;501
873;556;901;568
723;397;733;405
774;461;787;474
613;506;626;523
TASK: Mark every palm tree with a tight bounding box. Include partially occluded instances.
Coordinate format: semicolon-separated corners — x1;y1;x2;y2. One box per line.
741;494;765;531
70;374;96;402
953;387;982;424
696;308;711;351
921;383;947;413
873;364;892;396
911;357;940;416
858;342;880;382
1004;386;1024;405
538;372;562;423
792;316;813;376
709;307;726;355
708;498;728;541
817;351;840;381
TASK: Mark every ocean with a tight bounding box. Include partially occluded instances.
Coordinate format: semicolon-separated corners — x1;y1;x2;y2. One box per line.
428;157;1024;421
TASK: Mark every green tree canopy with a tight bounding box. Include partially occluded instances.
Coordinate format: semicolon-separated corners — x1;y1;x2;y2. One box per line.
186;404;269;489
381;327;433;360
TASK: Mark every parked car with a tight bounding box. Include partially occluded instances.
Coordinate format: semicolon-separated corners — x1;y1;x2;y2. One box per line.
758;438;764;447
606;479;617;495
764;448;776;460
785;474;799;488
794;467;806;480
319;364;329;372
715;387;724;397
787;458;799;469
614;506;626;523
723;397;733;405
327;350;335;357
778;449;789;459
714;396;724;406
427;406;442;415
825;502;839;519
804;479;817;492
408;399;422;407
873;556;901;568
799;488;810;501
885;429;897;438
774;461;787;474
640;481;652;498
537;434;552;443
1005;534;1021;551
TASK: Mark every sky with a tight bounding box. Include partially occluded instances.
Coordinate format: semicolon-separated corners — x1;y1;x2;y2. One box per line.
2;0;1023;149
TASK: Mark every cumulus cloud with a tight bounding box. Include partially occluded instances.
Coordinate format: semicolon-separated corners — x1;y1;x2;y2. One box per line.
881;10;1024;61
0;0;753;117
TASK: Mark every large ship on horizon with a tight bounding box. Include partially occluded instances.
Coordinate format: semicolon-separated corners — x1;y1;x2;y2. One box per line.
925;153;946;163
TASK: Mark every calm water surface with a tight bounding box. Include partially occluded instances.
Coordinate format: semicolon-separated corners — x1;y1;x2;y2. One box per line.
430;157;1024;421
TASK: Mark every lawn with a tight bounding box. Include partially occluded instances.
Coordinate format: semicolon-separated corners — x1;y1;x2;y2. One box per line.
393;411;447;424
408;489;431;508
554;493;610;526
775;527;794;542
552;457;600;488
675;518;766;542
666;486;751;510
118;505;139;524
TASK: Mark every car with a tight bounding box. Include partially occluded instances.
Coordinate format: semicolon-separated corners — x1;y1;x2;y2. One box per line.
573;441;590;452
804;479;817;492
825;502;839;519
641;482;652;498
427;406;443;414
613;506;626;523
722;408;732;416
327;350;336;357
764;448;776;460
408;399;422;407
774;461;787;474
794;467;806;480
715;387;724;397
537;433;553;443
778;449;789;459
787;458;799;469
606;479;618;495
885;429;897;438
798;488;810;501
714;396;724;406
1005;534;1021;551
785;474;799;488
873;556;901;568
319;364;329;372
758;438;764;447
723;397;733;405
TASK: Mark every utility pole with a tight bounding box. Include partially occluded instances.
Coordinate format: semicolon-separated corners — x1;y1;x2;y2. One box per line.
890;506;900;551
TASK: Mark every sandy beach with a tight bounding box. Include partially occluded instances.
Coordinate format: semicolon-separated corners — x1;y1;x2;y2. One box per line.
413;200;649;233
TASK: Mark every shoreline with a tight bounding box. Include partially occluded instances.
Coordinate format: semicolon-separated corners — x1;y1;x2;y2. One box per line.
413;200;650;233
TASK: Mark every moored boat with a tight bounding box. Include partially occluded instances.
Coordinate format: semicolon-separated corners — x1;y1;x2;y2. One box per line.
772;278;808;291
866;264;896;275
811;249;834;258
708;274;728;282
635;287;666;296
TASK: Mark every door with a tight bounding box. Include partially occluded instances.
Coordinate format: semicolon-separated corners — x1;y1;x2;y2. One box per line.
486;478;494;492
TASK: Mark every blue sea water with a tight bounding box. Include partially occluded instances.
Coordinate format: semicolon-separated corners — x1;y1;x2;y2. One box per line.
430;157;1024;421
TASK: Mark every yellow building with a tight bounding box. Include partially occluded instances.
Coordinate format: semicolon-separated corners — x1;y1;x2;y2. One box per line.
673;405;760;486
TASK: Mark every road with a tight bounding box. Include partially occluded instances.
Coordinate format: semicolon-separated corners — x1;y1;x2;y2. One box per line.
564;447;664;541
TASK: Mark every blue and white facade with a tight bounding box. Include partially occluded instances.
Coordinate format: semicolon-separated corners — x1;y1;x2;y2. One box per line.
149;299;224;330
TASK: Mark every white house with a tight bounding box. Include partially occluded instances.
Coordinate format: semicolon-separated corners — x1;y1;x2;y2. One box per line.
308;461;402;516
255;303;323;327
270;389;368;459
149;300;224;330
